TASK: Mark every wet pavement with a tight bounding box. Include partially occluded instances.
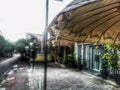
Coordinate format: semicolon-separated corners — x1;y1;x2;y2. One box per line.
0;54;21;77
0;62;120;90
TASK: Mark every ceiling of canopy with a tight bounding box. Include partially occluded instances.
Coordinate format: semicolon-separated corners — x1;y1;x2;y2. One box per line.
48;0;120;45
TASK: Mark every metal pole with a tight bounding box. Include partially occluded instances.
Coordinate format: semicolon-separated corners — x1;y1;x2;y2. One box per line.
44;0;63;90
44;0;49;90
33;43;35;69
33;58;35;69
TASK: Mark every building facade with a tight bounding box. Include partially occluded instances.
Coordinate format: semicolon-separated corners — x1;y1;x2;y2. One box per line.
75;43;104;72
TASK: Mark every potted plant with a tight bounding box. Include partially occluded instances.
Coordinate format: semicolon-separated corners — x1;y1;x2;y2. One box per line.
104;44;120;83
65;53;77;68
77;55;83;70
110;54;120;85
101;53;111;79
110;54;118;70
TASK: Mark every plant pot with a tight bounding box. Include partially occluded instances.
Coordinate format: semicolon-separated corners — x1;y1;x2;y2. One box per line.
114;74;120;85
72;63;77;68
100;70;109;79
78;64;83;71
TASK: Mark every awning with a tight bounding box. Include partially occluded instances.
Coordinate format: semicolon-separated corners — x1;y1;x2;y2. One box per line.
51;39;74;48
48;0;120;45
49;36;74;48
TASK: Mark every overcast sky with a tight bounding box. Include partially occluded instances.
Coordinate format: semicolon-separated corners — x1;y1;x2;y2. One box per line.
0;0;72;42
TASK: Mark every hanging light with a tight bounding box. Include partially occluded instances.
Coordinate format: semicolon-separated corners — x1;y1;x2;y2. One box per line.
96;45;99;50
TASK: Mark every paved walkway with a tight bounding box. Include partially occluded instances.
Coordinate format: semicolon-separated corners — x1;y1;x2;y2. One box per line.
0;62;120;90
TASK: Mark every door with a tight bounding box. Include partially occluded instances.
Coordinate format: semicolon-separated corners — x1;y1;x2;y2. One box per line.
89;46;101;71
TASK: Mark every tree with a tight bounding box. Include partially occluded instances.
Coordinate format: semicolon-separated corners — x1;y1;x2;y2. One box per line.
15;38;29;57
0;36;6;56
0;36;15;57
2;40;15;57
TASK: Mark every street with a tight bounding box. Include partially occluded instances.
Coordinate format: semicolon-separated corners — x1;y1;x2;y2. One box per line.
0;54;21;78
0;61;120;90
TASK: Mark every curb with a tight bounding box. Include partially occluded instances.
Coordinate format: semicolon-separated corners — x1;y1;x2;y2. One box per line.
82;71;120;88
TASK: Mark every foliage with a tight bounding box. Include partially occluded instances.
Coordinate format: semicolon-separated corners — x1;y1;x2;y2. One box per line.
104;44;113;51
101;53;111;70
0;36;15;57
78;55;82;65
2;40;14;56
65;53;77;67
110;54;118;70
104;44;120;51
102;44;119;70
15;39;29;54
66;53;76;63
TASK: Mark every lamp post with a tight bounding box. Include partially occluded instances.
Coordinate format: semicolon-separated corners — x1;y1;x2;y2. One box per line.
44;0;63;90
29;41;36;70
25;46;30;63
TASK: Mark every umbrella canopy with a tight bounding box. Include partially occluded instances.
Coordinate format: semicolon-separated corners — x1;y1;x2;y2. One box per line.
48;0;120;45
51;39;74;48
49;35;74;48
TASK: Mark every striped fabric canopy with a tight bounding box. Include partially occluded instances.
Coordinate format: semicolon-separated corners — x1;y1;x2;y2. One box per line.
48;0;120;45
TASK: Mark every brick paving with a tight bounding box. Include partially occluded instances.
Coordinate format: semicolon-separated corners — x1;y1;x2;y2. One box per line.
0;62;120;90
0;63;29;90
6;69;28;90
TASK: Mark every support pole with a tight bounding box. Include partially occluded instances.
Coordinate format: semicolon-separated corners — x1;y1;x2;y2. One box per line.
44;0;49;90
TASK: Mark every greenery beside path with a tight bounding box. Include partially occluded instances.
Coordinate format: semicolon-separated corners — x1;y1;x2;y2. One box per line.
0;36;14;58
0;36;30;62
